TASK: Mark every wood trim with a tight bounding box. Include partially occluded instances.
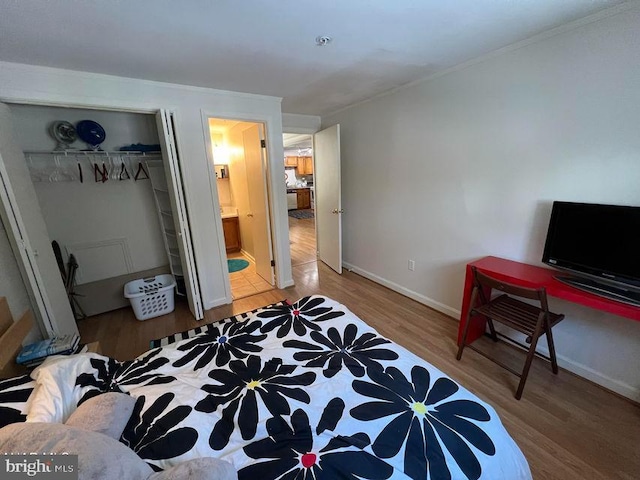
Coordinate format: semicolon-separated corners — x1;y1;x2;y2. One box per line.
0;297;12;334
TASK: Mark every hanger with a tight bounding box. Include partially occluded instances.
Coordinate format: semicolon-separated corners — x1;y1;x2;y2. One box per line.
94;162;108;183
134;161;149;181
119;160;131;180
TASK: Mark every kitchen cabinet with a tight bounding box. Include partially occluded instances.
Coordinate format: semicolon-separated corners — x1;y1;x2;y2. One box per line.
296;156;314;175
222;217;241;252
285;156;313;175
296;188;311;209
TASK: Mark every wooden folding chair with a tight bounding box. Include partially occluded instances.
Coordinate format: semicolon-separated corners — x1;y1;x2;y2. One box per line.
456;266;564;399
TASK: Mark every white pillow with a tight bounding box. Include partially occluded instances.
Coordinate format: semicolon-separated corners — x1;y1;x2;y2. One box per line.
26;353;114;423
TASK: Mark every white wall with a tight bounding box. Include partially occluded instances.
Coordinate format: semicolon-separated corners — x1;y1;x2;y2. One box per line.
282;113;320;134
0;61;292;313
323;7;640;400
9;105;168;284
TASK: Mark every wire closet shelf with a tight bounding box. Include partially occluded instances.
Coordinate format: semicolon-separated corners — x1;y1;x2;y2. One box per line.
24;150;162;183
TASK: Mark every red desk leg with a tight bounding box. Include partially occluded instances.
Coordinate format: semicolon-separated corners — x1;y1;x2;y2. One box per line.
457;263;488;345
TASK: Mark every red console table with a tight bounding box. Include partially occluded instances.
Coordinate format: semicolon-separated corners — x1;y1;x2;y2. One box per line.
457;256;640;345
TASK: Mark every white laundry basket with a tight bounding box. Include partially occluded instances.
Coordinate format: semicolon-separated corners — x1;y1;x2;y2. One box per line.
124;274;176;321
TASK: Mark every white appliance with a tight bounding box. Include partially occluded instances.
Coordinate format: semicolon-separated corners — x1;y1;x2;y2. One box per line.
285;168;297;187
287;189;297;210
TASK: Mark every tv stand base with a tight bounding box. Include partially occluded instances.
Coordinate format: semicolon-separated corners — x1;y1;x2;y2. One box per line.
555;276;640;307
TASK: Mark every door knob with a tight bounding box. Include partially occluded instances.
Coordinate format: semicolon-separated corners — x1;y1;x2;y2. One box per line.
247;213;254;217
332;209;345;214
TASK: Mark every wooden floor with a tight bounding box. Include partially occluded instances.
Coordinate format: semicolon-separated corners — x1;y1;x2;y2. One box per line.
79;229;640;479
288;215;316;266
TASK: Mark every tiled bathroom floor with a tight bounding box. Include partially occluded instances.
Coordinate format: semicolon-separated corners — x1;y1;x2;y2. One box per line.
227;252;274;299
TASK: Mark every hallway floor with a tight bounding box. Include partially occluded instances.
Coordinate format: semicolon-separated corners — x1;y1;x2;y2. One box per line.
288;216;316;266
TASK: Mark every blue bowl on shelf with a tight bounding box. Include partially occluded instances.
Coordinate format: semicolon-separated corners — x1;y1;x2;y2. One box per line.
76;120;106;149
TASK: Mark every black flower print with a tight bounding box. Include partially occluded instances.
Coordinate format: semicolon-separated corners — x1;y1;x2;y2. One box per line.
172;317;266;370
195;355;316;450
112;348;176;388
75;357;122;404
239;403;393;480
350;366;496;480
284;323;399;378
122;392;198;461
0;375;34;427
258;296;345;338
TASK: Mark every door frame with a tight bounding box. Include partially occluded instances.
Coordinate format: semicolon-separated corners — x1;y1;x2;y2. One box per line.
283;129;319;264
200;111;286;301
0;150;56;337
0;99;205;333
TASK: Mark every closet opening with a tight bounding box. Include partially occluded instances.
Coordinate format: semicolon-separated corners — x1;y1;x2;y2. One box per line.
6;103;202;326
207;117;275;300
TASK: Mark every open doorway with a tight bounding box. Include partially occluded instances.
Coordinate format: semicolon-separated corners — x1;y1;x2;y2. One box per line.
208;118;275;300
283;133;317;267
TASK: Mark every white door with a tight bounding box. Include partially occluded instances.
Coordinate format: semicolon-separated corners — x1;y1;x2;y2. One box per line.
0;102;77;336
243;124;274;284
314;124;342;273
156;110;204;320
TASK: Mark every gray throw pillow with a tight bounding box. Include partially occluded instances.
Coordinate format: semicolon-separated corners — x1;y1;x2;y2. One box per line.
0;422;153;480
150;458;237;480
65;392;136;439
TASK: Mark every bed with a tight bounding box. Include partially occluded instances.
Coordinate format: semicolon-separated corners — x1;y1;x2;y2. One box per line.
0;295;531;480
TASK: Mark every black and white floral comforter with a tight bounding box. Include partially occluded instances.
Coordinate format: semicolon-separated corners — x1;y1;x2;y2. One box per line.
2;296;531;479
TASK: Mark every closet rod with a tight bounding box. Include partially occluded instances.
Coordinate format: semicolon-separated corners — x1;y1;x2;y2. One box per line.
23;150;161;156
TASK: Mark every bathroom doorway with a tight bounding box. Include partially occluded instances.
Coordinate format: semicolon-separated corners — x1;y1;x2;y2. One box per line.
209;118;275;299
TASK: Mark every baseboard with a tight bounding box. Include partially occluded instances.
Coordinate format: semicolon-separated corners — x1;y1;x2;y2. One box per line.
76;265;170;316
204;296;231;310
343;261;640;402
343;262;461;319
534;345;639;401
279;278;295;288
240;249;255;263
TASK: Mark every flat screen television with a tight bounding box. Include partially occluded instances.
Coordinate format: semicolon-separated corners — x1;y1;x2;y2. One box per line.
542;201;640;306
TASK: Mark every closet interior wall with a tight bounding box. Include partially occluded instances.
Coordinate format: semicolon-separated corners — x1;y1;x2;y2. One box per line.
8;104;174;316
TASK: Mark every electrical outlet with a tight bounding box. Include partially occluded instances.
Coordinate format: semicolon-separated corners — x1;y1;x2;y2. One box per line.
408;260;415;271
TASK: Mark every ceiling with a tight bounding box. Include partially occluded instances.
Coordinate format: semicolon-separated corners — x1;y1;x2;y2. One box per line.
283;134;312;149
283;134;313;157
0;0;624;116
